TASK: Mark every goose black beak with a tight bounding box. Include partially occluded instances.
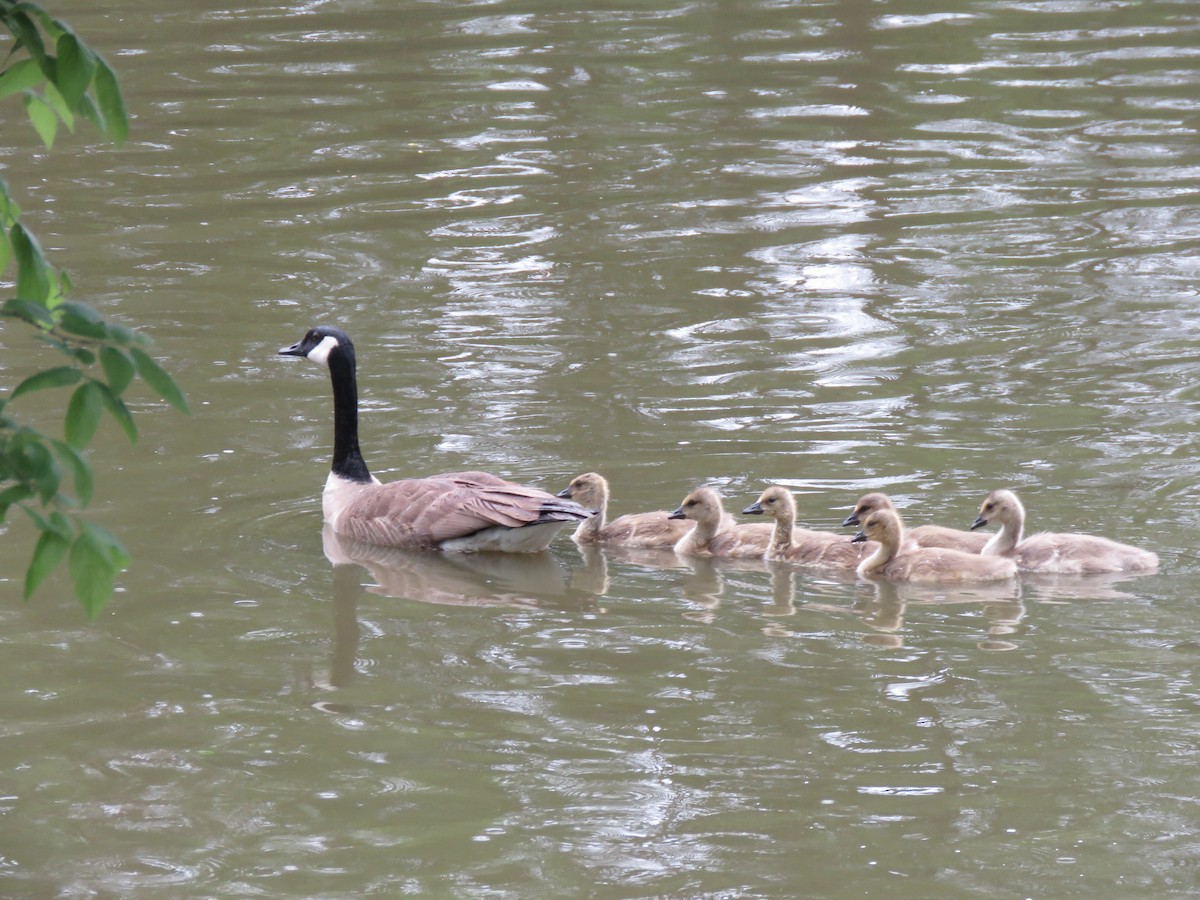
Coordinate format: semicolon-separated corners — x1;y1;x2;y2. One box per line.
667;506;686;520
279;340;306;356
970;515;989;531
743;501;764;515
841;512;860;527
555;487;573;500
851;529;868;544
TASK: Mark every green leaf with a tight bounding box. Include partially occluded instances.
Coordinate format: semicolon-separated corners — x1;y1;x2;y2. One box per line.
54;33;95;108
0;175;21;219
64;380;104;449
24;527;70;600
0;57;44;100
8;435;61;503
17;501;52;533
10;365;81;399
68;345;95;365
57;300;110;340
23;91;58;148
41;80;75;133
50;438;93;505
7;11;48;71
69;523;128;617
95;381;137;443
100;346;135;394
20;4;59;37
47;510;74;539
92;57;127;145
130;347;189;413
10;223;52;304
74;90;102;132
0;298;54;328
0;483;35;522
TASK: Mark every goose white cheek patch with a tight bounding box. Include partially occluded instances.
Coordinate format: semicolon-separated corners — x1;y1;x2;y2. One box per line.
307;335;340;366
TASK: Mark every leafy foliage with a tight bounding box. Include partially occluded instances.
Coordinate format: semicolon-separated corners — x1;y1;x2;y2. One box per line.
1;2;188;616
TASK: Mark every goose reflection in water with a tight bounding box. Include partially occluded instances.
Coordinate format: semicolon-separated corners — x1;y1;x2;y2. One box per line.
310;526;594;702
322;526;568;610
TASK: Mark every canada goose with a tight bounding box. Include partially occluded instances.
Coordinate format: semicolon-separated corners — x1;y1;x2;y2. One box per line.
280;326;592;552
743;485;870;569
668;486;773;558
852;508;1017;583
843;492;988;553
555;472;694;550
971;489;1158;574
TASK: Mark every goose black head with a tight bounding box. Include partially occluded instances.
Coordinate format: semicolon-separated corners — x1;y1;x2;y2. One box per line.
280;326;355;368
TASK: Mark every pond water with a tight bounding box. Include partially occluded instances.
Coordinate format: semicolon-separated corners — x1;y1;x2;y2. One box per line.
1;0;1198;896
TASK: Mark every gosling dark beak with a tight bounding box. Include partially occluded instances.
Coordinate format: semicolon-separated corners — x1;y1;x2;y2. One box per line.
851;529;867;544
279;341;305;357
743;501;764;515
555;487;573;500
970;515;989;531
668;506;686;520
841;511;860;528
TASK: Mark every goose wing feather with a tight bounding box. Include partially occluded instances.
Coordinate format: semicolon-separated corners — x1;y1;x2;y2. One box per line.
339;472;587;549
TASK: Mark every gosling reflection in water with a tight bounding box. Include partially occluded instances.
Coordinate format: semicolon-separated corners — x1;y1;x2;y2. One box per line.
758;565;1024;651
567;540;770;622
853;579;1026;651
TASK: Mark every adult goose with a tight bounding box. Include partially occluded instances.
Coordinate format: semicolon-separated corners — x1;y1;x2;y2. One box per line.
843;492;988;554
556;472;694;550
280;326;592;552
852;508;1017;583
668;486;773;558
970;489;1158;575
744;485;870;569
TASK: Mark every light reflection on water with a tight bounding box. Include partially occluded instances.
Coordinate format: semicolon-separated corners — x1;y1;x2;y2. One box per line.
1;0;1198;895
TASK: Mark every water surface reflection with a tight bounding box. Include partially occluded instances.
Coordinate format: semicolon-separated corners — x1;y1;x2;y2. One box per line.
1;0;1196;895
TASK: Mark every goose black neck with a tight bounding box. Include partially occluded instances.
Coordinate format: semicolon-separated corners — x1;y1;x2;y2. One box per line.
327;345;373;483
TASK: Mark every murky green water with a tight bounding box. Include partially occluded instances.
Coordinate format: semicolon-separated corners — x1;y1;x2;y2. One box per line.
2;1;1197;895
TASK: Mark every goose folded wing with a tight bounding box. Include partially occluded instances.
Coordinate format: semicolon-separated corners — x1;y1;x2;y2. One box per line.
338;473;566;548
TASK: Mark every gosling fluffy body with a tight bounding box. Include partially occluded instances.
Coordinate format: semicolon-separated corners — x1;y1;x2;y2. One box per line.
853;508;1017;583
668;487;773;558
744;486;869;569
844;492;988;554
972;489;1158;575
556;472;692;550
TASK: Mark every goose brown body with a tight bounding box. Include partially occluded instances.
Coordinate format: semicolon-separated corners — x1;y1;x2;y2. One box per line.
971;489;1158;575
744;486;870;569
555;472;693;550
281;326;591;553
844;492;988;554
853;508;1017;583
668;487;773;558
